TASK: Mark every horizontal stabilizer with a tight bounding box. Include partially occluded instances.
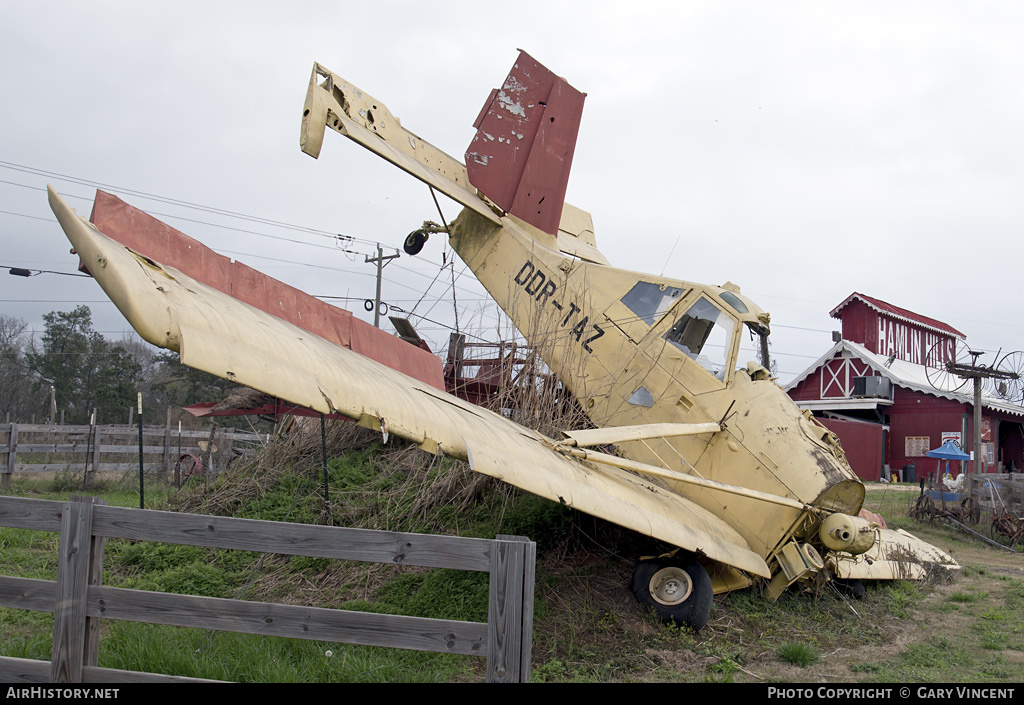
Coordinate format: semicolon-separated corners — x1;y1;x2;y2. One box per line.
300;63;501;226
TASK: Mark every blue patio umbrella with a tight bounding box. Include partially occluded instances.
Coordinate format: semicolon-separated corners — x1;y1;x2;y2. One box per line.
927;440;970;477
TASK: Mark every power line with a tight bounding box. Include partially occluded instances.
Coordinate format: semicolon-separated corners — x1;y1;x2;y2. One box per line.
0;177;490;303
0;178;380;256
1;264;92;278
5;161;929;364
1;164;470;274
0;208;53;223
0;161;380;246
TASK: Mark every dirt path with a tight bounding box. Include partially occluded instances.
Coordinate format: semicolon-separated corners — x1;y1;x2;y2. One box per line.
738;522;1024;682
912;523;1024;576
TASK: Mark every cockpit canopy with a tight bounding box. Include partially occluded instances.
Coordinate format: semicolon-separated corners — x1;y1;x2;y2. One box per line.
618;280;770;383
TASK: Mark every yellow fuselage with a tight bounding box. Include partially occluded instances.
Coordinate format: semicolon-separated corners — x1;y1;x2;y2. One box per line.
450;209;865;564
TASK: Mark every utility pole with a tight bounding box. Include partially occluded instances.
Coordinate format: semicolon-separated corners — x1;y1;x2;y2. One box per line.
365;245;400;328
943;350;1018;494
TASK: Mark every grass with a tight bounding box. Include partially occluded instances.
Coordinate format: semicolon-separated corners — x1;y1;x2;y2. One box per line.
1;442;1023;682
777;641;819;667
0;425;533;682
949;590;986;603
97;623;465;683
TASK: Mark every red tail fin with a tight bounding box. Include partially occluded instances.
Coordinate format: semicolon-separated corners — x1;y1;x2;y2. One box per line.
465;51;586;235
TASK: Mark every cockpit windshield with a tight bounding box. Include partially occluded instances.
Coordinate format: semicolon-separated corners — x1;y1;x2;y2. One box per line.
620;281;686;325
664;297;735;380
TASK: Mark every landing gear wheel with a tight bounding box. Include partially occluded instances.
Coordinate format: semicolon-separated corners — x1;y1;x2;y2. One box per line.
403;230;428;256
631;555;713;630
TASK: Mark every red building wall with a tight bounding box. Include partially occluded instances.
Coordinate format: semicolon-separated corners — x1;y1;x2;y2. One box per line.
885;387;965;479
788;357;877;401
835;297;958;367
838;300;877;349
819;418;884;481
788;293;1023;479
787;372;821;403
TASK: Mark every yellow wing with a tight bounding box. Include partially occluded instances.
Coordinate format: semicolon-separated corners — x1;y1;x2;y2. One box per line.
48;186;770;579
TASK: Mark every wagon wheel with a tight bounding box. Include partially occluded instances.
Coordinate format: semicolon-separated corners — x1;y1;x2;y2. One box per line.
910;494;934;522
991;512;1023;547
991;511;1011;542
925;342;970;394
909;494;923;521
960;496;980;525
988;351;1024;404
1010;516;1024;548
175;454;202;487
909;495;922;521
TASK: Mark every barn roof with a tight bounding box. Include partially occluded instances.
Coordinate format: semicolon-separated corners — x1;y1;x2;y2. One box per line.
829;292;966;340
784;339;1024;418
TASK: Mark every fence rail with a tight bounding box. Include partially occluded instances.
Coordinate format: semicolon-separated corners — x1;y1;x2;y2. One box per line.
968;472;1024;513
0;495;535;683
1;423;265;489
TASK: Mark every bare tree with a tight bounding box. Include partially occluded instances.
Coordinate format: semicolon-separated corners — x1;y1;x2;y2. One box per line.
0;314;38;421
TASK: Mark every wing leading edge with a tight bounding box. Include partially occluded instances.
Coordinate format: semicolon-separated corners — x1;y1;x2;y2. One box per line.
48;187;770;579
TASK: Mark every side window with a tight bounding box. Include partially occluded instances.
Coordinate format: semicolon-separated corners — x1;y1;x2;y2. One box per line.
664;297;735;380
620;282;686;325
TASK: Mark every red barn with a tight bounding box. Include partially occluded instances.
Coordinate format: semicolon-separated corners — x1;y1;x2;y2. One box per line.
785;293;1024;482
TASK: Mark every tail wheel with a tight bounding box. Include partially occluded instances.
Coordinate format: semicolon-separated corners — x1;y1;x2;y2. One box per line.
631;555;713;630
403;230;428;255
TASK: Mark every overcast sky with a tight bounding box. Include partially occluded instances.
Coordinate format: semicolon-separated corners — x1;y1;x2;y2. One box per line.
2;1;1023;384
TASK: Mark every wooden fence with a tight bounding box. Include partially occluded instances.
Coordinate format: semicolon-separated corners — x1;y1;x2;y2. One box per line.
0;495;535;683
968;472;1024;513
1;423;265;489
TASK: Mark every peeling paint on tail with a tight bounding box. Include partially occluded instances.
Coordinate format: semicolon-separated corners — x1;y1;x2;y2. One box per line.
465;50;586;235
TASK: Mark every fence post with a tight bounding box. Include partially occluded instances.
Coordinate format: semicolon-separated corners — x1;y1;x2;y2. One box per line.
75;495;108;668
486;535;535;683
91;426;101;479
163;406;172;474
51;497;99;682
500;534;535;683
2;423;15;491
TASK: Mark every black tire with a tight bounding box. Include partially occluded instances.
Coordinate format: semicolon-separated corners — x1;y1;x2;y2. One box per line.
834;578;866;600
403;230;427;255
631;555;713;630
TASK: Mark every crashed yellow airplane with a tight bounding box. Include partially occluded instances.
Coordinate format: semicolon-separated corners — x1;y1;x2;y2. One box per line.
48;51;954;630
